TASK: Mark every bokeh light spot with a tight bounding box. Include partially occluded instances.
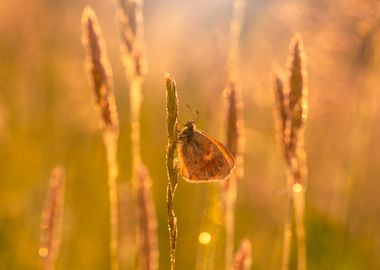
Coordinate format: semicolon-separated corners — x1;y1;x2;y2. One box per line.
293;183;303;193
39;247;49;258
198;232;211;245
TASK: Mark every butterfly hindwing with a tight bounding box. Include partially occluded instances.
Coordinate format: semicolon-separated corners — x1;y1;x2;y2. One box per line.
198;130;235;168
178;130;235;182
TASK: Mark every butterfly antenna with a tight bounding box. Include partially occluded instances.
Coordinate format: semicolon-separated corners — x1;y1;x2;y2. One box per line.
178;118;185;126
186;104;198;122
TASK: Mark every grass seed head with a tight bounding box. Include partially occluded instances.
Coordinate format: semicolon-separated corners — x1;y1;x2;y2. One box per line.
82;7;119;135
40;166;65;270
233;239;252;270
118;0;147;77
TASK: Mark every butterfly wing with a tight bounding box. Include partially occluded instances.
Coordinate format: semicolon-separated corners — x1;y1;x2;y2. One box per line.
198;130;235;168
178;131;235;182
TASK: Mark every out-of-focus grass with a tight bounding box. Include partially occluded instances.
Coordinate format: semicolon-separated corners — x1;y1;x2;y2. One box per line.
1;0;380;269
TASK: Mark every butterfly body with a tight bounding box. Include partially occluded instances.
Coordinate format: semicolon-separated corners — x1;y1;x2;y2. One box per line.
177;121;235;182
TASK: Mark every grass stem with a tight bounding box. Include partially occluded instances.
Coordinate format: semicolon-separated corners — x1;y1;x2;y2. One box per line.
273;33;308;270
39;166;65;270
222;0;246;268
82;8;120;269
165;74;179;270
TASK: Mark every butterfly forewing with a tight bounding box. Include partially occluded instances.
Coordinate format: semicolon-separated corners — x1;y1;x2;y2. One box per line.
178;128;235;182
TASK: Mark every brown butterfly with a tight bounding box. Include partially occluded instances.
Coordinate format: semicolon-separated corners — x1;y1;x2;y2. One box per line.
177;120;235;182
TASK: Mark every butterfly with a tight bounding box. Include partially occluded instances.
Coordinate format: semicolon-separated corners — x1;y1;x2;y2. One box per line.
177;120;235;182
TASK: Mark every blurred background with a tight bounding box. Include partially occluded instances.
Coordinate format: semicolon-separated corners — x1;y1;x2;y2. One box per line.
1;0;380;269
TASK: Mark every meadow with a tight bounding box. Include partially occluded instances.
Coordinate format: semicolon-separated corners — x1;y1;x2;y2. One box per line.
1;0;380;269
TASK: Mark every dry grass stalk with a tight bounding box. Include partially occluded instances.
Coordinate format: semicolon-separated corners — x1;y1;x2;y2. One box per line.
222;0;246;269
287;35;308;270
274;72;293;270
129;76;143;167
273;70;294;270
273;69;288;151
117;0;146;167
165;74;179;270
273;34;308;270
82;7;120;270
274;35;308;186
118;0;146;78
232;239;252;270
103;131;121;270
39;166;65;270
222;82;244;270
117;1;159;269
286;34;308;187
119;183;138;269
136;163;159;270
82;7;119;134
293;185;307;270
